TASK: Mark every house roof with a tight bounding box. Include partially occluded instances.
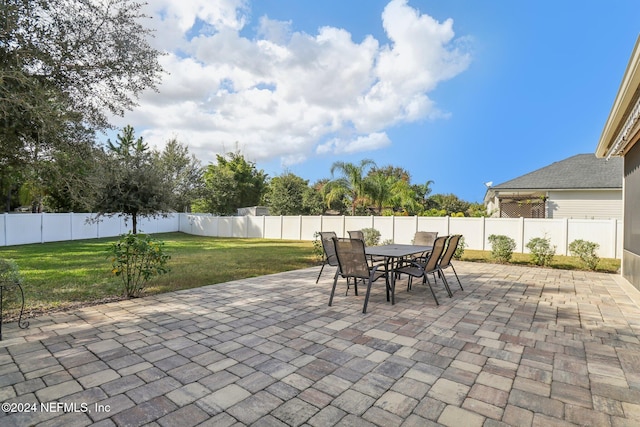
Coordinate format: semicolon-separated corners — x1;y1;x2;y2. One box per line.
596;35;640;158
490;153;622;191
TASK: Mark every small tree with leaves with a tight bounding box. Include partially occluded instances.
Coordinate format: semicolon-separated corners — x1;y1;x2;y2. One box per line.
93;125;172;234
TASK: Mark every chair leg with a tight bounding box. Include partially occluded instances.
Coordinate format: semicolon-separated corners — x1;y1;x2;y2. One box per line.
440;269;453;297
329;269;340;306
424;275;439;305
362;277;374;314
316;262;326;283
450;265;463;290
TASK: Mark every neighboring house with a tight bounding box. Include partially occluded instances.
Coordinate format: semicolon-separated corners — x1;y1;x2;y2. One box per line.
237;206;270;216
484;153;622;219
596;35;640;291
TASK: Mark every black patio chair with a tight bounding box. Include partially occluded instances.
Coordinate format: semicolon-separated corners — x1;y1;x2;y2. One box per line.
411;231;438;263
330;237;389;314
316;231;338;284
396;235;450;305
438;234;464;292
413;231;438;246
348;230;365;241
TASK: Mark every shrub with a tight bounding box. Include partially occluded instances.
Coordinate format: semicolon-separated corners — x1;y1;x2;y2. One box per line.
488;234;516;263
108;232;171;297
569;239;600;270
453;235;466;260
361;228;381;246
526;236;556;266
0;258;23;310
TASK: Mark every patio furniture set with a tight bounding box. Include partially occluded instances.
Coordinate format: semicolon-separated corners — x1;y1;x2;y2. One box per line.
317;231;464;314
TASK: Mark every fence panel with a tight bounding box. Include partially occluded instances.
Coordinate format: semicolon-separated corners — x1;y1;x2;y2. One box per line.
301;216;322;240
372;216;394;243
0;215;5;246
417;217;449;234
0;213;624;260
393;217;418;244
184;214;218;236
71;214;99;240
450;218;484;250
6;214;42;245
322;216;345;237
567;219;617;258
42;214;72;243
217;217;233;237
97;216;125;238
263;216;282;239
280;216;300;240
344;216;374;237
523;219;567;254
247;216;264;238
484;218;522;252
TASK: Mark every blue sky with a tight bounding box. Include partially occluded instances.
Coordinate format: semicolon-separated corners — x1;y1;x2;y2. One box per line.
113;0;640;203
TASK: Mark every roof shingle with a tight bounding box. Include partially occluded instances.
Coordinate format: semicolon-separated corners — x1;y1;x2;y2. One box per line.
491;154;622;190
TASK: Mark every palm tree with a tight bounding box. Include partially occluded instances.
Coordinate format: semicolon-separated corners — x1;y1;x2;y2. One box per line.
325;159;376;215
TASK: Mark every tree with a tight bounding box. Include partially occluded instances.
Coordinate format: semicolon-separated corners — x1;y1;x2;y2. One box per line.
197;152;268;215
92;125;172;233
428;193;471;216
264;172;309;215
325;159;376;215
367;167;421;215
1;0;163;130
1;0;163;209
156;139;203;212
412;180;435;212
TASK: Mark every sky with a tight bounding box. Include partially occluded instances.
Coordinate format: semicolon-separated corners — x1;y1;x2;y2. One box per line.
107;0;640;203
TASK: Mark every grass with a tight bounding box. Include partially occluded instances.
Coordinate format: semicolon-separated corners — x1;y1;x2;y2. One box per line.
0;232;621;319
0;232;317;318
460;249;620;273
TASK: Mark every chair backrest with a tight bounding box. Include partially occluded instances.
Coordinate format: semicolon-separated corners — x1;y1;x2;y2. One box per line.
333;237;371;279
439;235;461;269
320;232;338;266
348;230;365;241
413;231;438;246
423;235;449;274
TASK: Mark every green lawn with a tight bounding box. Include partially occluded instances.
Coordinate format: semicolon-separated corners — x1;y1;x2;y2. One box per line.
0;232;621;319
0;232;317;318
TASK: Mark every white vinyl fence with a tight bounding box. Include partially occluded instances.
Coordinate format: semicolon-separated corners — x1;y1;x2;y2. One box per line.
181;214;623;259
1;213;623;259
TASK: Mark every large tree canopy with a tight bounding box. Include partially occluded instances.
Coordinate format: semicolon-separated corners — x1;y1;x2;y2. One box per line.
1;0;163;130
1;0;163;211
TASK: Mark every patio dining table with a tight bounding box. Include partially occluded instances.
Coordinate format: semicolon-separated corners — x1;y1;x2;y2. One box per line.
365;244;432;305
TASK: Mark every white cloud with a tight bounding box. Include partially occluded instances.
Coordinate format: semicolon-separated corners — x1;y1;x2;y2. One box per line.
316;133;392;155
114;0;471;165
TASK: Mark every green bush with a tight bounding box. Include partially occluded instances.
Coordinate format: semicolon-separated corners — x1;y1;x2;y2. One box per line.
569;239;600;270
0;258;22;310
526;236;556;266
108;232;171;297
488;234;516;263
361;228;381;246
453;235;466;260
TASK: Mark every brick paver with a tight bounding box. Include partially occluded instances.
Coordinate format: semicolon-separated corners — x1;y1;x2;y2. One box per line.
1;261;640;425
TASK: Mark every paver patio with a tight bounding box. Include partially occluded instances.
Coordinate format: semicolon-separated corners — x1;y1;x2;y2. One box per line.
1;261;640;426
